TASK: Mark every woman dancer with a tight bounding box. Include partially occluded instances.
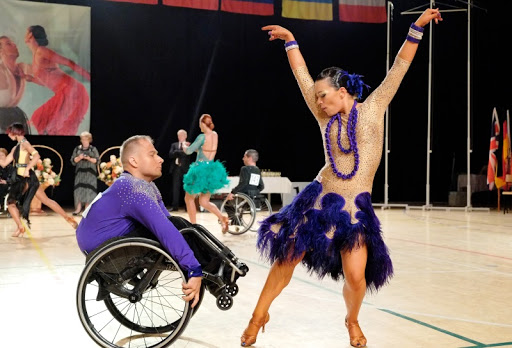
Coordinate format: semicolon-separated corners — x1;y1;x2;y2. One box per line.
25;25;90;135
183;114;230;232
240;8;442;348
0;123;78;236
0;123;39;236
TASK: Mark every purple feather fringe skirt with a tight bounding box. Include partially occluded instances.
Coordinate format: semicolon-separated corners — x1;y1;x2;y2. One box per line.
257;180;393;292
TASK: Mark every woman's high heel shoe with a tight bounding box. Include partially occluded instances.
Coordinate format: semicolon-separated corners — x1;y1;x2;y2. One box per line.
219;216;229;234
345;317;367;347
240;312;270;347
65;216;78;229
12;226;25;237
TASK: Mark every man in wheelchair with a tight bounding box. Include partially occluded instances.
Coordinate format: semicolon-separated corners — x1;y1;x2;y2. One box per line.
227;149;264;204
76;135;202;307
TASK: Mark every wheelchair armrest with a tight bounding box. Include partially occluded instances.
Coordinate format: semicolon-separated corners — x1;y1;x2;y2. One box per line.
168;215;193;230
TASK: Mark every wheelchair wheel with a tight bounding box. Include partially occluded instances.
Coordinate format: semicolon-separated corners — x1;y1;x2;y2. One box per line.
249;195;272;232
216;294;233;310
220;193;256;235
225;283;239;297
76;238;196;348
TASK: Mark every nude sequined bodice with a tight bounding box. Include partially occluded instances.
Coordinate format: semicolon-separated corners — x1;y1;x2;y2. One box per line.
293;56;411;219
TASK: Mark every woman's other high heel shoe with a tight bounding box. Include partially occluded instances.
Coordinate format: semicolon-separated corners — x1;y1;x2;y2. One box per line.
65;216;78;229
12;226;25;237
219;216;229;234
240;312;270;347
345;317;367;347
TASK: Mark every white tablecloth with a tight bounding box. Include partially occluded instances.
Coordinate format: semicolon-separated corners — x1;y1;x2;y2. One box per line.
216;176;293;194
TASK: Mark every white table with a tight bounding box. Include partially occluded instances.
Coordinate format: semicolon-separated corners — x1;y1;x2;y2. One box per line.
217;176;293;205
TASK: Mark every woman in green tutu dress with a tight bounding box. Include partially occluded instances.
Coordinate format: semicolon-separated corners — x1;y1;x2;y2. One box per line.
183;114;230;232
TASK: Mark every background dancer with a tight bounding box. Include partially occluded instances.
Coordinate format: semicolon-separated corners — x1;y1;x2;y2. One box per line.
183;114;229;232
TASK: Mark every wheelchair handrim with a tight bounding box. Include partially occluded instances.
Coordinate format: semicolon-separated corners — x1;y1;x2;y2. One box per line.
220;192;256;235
76;239;192;348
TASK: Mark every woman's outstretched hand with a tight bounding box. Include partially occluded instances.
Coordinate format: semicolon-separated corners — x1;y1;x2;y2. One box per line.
416;8;443;27
262;25;294;42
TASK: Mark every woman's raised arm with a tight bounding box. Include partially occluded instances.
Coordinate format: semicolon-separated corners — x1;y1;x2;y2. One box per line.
261;25;319;116
397;8;442;63
262;25;306;71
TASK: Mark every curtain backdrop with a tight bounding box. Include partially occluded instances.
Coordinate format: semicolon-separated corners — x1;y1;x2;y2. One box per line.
0;0;508;208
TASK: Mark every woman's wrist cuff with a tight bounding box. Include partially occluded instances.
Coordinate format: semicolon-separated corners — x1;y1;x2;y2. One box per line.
406;35;421;43
284;40;299;52
410;22;424;32
406;23;424;43
284;40;298;48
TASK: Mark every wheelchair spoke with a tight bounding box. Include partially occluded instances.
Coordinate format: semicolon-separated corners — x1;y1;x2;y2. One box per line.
77;240;193;347
220;193;258;234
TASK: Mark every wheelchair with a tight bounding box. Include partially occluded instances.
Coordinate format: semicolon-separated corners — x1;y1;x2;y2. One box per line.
220;192;272;235
76;216;249;348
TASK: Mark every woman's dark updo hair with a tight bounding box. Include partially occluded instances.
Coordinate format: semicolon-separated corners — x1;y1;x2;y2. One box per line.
29;25;49;46
6;122;26;136
316;67;369;100
200;114;215;130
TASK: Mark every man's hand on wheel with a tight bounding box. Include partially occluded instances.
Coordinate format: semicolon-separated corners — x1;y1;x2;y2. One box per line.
182;276;202;308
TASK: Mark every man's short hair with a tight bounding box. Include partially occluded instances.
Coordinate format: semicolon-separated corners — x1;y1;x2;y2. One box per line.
177;129;187;136
120;135;154;166
0;147;8;156
245;149;259;162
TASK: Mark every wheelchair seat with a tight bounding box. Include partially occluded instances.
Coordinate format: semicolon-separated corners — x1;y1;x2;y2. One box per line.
76;218;249;348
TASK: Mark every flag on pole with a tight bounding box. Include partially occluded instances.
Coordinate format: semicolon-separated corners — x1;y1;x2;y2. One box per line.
221;0;274;15
339;0;387;23
496;110;512;189
163;0;219;10
106;0;158;4
282;0;333;21
487;107;500;190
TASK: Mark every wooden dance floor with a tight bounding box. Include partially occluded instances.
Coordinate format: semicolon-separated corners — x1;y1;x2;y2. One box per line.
0;207;511;347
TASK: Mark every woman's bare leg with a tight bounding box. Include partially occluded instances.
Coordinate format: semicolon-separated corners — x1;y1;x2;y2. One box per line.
198;193;224;220
241;252;305;346
198;193;229;232
35;187;77;228
341;241;368;347
253;253;304;318
7;203;24;236
35;187;68;219
184;192;197;223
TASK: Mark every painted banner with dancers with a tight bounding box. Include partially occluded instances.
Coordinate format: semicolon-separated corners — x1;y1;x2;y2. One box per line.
0;0;91;136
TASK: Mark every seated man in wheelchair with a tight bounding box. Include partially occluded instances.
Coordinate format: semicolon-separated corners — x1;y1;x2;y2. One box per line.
76;135;202;307
227;149;264;204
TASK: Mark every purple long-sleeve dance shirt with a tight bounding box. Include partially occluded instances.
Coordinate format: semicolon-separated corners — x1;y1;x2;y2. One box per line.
76;172;202;278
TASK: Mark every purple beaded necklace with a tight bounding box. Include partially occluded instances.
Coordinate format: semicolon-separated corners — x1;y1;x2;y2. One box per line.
324;101;359;179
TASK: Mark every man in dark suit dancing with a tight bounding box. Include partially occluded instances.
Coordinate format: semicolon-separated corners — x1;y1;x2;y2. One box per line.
168;129;190;211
